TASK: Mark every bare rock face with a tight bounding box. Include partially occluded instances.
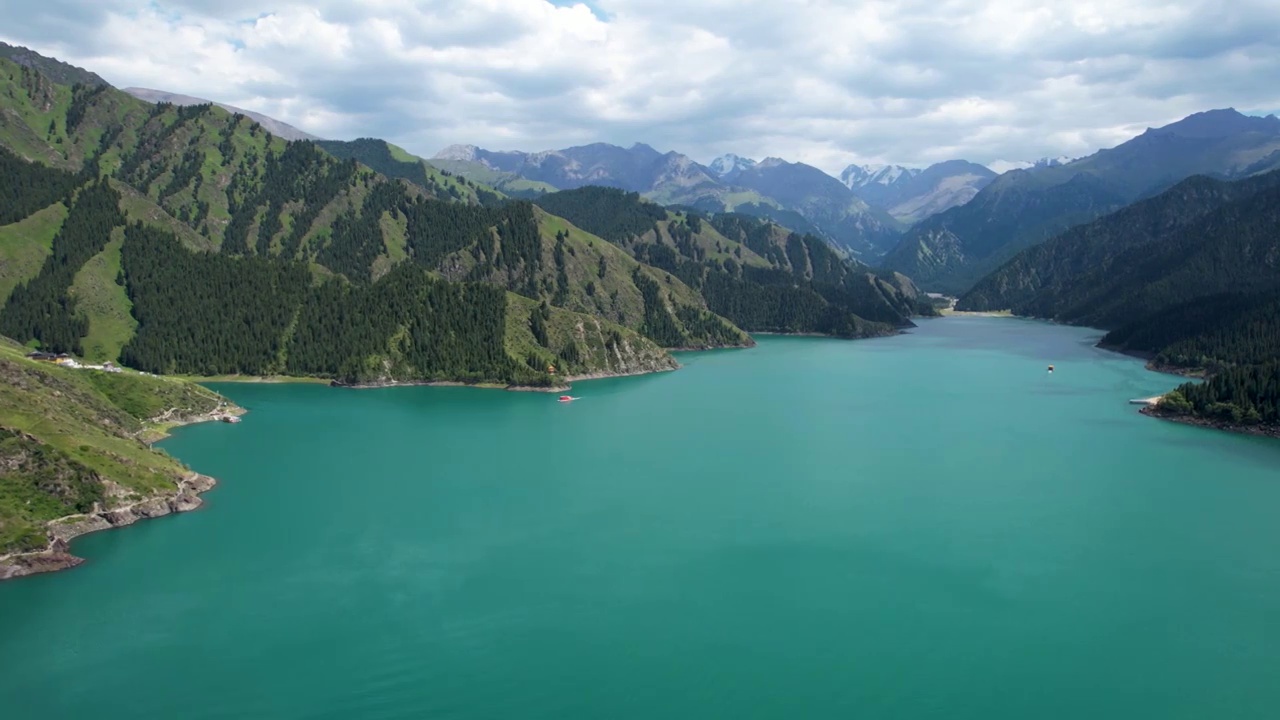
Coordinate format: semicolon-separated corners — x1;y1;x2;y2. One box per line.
0;539;84;580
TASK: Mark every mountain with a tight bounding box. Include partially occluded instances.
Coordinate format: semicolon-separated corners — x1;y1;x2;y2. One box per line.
841;160;997;224
959;171;1280;316
0;53;740;386
316;138;500;205
123;87;320;142
959;169;1280;332
958;170;1280;431
881;109;1280;293
0;48;932;395
433;143;901;259
707;153;757;180
531;186;932;337
840;163;919;189
724;157;903;255
1034;156;1074;168
434;142;724;199
428;145;559;198
0;335;234;576
0;42;108;87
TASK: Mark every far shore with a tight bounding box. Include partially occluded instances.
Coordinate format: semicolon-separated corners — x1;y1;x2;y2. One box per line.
333;364;681;393
174;374;331;384
1141;406;1280;440
938;308;1014;317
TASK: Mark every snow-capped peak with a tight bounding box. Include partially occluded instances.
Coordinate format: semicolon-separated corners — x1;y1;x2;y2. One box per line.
708;153;758;178
839;163;919;189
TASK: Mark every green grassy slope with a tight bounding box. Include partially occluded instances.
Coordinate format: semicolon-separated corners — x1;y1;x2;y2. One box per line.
0;52;754;365
504;294;678;380
431;209;750;350
0;202;67;303
430;156;560;198
317;138;500;205
67;229;136;362
0;339;227;553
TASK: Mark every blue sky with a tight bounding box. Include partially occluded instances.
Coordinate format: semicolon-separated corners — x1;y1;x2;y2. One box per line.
1;0;1277;174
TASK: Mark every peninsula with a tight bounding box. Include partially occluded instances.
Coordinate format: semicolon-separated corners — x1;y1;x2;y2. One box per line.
0;339;242;579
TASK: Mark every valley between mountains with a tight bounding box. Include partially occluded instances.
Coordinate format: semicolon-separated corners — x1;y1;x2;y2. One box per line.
2;42;1280;577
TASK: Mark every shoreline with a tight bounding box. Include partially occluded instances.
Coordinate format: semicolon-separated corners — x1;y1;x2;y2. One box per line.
934;313;1264;439
141;403;248;443
751;328;907;340
1140;406;1280;440
938;309;1014;318
0;472;220;581
1094;342;1206;380
331;364;683;392
0;400;247;581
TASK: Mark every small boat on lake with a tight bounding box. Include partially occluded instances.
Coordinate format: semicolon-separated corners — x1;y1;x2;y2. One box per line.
558;395;578;403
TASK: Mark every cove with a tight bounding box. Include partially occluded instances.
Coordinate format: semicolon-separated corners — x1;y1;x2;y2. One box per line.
2;317;1280;719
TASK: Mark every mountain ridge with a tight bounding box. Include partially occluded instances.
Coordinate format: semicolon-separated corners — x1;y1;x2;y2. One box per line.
432;142;902;259
123;87;320;142
955;168;1280;431
841;160;997;225
0;42;108;88
881;108;1280;293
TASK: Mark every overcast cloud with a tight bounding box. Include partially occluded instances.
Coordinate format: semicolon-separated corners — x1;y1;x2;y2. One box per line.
2;0;1278;173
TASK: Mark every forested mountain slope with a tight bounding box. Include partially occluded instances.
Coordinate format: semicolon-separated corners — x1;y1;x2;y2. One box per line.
0;42;108;88
124;86;319;142
0;47;938;392
882;109;1280;293
0;160;682;385
959;171;1280;314
961;170;1280;431
532;187;933;337
0;53;740;383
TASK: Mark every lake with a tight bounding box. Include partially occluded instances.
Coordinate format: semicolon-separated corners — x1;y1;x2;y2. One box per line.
3;317;1279;719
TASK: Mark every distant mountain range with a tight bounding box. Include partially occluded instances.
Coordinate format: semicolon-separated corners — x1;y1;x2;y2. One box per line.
122;87;320;142
880;109;1280;293
840;160;997;224
433;143;902;259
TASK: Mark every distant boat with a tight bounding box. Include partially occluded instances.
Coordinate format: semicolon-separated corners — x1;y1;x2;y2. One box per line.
558;395;577;403
1047;365;1055;373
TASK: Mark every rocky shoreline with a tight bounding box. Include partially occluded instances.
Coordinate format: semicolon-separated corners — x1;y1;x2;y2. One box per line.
330;378;573;392
0;472;218;581
329;361;684;392
1140;406;1280;440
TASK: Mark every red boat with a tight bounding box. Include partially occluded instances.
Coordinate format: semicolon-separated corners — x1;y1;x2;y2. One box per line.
558;395;577;403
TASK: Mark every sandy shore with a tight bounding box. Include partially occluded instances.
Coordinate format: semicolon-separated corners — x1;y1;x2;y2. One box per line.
1129;395;1165;406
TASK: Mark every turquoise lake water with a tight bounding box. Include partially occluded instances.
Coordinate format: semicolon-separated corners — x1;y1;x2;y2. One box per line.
2;317;1280;718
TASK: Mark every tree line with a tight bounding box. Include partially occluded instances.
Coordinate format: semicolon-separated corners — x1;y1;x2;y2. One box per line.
0;180;125;355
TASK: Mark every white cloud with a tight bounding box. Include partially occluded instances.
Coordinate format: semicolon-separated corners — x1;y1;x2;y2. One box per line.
1;0;1278;174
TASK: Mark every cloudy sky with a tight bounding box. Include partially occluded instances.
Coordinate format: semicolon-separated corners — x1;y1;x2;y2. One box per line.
3;0;1278;174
